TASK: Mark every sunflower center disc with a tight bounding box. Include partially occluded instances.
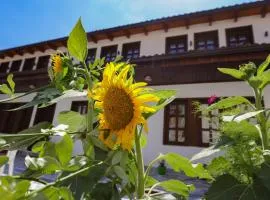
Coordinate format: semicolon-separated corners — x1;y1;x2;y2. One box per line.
103;87;134;130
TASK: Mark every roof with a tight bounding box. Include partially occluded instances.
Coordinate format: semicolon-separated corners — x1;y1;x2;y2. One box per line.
0;0;269;59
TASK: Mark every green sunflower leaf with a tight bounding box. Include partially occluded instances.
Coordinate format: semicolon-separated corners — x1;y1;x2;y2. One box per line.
67;18;88;62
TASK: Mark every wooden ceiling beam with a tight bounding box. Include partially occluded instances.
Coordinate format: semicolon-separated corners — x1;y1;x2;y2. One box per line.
233;11;238;22
106;32;114;41
185;19;189;29
123;29;131;38
7;51;16;58
0;54;5;59
143;27;148;36
89;35;97;43
260;5;267;18
162;22;169;32
208;15;212;26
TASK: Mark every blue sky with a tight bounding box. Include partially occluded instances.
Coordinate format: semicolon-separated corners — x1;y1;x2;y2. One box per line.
0;0;253;50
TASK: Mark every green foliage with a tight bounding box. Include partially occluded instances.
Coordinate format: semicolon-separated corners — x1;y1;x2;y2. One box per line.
144;89;176;119
0;177;30;199
67;18;88;62
0;74;15;96
203;55;270;199
206;173;270;200
0;18;208;200
0;155;8;167
207;96;252;111
158;179;195;198
0;122;51;151
57;111;87;132
217;68;246;80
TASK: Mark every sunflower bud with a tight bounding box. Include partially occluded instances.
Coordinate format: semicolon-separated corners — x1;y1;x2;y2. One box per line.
239;62;257;80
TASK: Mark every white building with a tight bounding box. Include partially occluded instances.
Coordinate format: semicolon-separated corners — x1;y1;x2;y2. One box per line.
0;0;270;163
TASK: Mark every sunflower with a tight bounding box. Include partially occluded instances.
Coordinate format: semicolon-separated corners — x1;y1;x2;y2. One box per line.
51;54;63;74
92;62;159;151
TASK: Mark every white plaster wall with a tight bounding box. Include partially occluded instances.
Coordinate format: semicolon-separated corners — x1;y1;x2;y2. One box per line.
1;14;270;65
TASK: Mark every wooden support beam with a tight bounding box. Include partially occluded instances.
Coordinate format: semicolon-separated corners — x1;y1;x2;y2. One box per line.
7;51;16;58
162;22;169;32
208;15;212;26
185;19;189;29
0;54;5;59
143;27;148;36
233;11;238;22
90;35;97;43
28;47;36;54
106;32;114;41
16;49;24;56
123;29;131;38
260;6;267;18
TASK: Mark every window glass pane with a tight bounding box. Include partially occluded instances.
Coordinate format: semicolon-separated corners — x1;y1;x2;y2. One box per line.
178;104;185;115
178;117;185;128
169;117;176;128
202;117;210;129
169;105;177;115
169;130;176;142
202;131;210;144
177;130;185;142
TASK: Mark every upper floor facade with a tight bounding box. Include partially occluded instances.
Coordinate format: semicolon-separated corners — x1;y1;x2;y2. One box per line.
0;1;269;75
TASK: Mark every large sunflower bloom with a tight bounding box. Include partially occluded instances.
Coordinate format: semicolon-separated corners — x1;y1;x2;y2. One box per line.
92;62;159;151
51;54;63;74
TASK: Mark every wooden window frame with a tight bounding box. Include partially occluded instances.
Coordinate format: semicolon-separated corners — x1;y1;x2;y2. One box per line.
100;45;118;62
165;35;187;54
163;98;214;147
194;30;219;50
226;25;254;47
163;99;188;146
122;41;141;60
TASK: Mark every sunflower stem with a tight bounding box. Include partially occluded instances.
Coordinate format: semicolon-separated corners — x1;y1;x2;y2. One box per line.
135;127;145;199
82;61;94;133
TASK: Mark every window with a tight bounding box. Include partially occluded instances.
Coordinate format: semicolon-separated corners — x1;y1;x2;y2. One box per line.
226;25;254;47
86;48;97;64
71;101;88;115
200;103;219;146
0;62;9;73
22;58;35;71
194;30;218;50
101;45;117;62
9;60;22;72
164;100;187;145
122;42;140;60
36;55;50;69
166;35;187;54
164;98;218;147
